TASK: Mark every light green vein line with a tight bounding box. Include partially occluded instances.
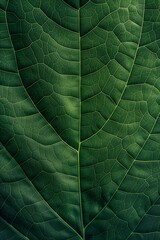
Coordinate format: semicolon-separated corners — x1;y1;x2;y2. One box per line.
28;1;77;34
81;1;145;144
1;141;81;239
85;0;146;228
126;196;160;240
77;5;85;240
5;1;80;238
0;216;29;240
81;8;119;38
5;0;77;153
85;110;159;230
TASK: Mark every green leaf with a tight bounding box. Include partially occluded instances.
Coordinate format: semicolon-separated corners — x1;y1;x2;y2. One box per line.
0;0;160;239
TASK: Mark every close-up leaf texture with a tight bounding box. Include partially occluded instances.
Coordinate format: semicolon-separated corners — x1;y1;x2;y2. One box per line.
0;0;160;239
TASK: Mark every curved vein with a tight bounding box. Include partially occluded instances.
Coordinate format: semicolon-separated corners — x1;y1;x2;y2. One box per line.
81;2;145;144
1;141;81;239
5;1;77;153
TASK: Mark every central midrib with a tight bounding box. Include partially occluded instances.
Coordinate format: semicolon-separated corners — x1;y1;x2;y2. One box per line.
77;6;85;240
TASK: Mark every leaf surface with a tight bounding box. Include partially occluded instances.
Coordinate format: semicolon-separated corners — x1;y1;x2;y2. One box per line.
0;0;160;239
